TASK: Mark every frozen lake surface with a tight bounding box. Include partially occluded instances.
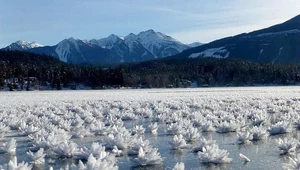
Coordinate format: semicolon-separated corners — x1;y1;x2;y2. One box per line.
0;86;300;170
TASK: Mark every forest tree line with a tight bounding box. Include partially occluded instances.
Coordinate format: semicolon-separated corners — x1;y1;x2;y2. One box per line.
1;50;300;90
123;57;300;88
0;50;123;90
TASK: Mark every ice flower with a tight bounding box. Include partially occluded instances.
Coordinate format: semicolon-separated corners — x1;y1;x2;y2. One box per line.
198;144;232;164
71;116;84;128
112;146;123;157
169;134;189;150
293;119;300;130
5;156;32;170
183;127;200;142
90;143;109;159
131;125;145;136
133;147;162;166
251;112;268;126
8;117;22;130
237;131;252;144
152;114;167;122
75;143;112;160
19;123;39;136
282;154;300;170
173;162;185;170
268;121;292;135
148;123;158;134
134;108;152;118
167;123;183;135
27;148;46;164
216;121;238;133
193;137;216;153
104;133;131;150
0;138;16;155
58;119;72;131
278;138;299;155
0;123;10;139
52;141;78;158
75;143;116;164
30;131;71;150
128;137;152;155
90;122;107;136
199;121;216;132
72;126;93;139
249;126;268;141
74;154;118;170
121;112;137;121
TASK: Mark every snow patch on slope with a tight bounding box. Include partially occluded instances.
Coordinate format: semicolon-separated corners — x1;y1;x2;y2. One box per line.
189;47;229;59
141;51;148;58
256;29;300;37
260;49;264;55
68;38;81;52
259;49;264;58
55;41;70;63
272;47;283;64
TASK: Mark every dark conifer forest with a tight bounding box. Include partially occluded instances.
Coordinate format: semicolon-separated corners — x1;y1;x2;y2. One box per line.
0;50;124;90
1;50;300;90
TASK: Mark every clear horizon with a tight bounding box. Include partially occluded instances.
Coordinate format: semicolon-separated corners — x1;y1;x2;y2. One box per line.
1;0;300;48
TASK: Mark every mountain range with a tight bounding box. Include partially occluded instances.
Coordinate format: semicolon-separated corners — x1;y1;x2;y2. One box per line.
3;30;200;65
173;14;300;64
3;14;300;65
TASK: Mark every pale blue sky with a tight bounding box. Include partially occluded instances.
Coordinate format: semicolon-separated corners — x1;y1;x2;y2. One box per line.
1;0;300;47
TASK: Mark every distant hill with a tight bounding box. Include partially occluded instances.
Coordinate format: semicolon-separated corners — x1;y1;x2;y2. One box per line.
171;14;300;64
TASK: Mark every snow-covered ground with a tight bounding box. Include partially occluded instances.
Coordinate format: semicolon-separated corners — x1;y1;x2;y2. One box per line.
0;86;300;169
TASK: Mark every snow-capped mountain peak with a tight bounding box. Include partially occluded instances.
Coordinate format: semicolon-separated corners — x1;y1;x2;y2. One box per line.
108;34;122;41
90;34;123;49
55;39;73;63
133;29;188;57
67;37;76;41
55;37;87;63
144;29;155;33
138;29;158;38
137;29;176;41
124;33;136;40
5;40;44;51
16;40;43;48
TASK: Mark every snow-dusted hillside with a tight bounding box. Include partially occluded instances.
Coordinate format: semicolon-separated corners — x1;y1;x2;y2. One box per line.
172;14;300;64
